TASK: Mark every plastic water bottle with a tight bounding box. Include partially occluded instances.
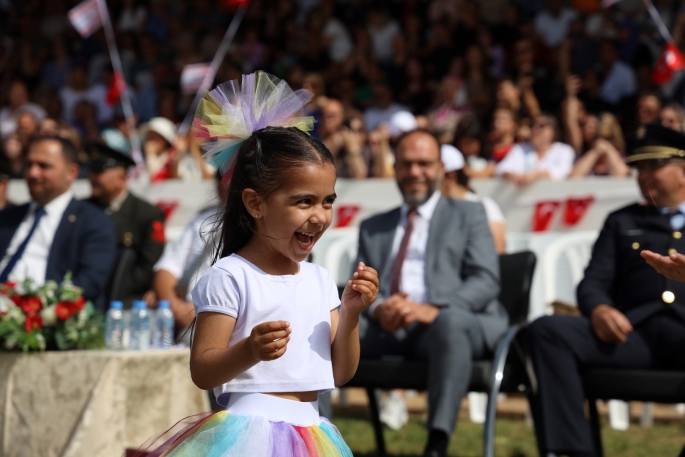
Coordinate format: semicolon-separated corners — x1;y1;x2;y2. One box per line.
153;300;175;349
105;301;125;350
129;300;151;350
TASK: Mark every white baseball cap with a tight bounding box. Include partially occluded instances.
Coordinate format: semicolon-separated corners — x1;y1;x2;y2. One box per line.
387;111;418;137
146;117;177;145
441;144;465;172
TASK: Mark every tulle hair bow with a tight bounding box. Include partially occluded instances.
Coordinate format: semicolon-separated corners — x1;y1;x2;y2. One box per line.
192;71;315;177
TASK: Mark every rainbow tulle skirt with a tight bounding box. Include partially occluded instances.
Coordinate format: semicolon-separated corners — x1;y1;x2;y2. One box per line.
131;393;353;457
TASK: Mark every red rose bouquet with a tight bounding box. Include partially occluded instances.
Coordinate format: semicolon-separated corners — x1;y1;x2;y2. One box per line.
0;274;105;352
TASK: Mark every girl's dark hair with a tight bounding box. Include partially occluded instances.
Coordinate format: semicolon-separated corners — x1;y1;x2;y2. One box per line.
212;126;334;262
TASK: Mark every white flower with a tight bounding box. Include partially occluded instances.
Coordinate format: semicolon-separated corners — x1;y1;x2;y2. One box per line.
77;309;87;326
7;307;25;324
4;335;17;350
36;334;46;351
40;305;58;327
0;294;14;314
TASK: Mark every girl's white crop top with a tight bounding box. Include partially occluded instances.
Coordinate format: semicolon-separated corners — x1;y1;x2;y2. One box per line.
191;254;340;405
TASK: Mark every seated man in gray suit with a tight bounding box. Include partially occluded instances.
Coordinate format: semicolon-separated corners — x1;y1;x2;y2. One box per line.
356;129;507;457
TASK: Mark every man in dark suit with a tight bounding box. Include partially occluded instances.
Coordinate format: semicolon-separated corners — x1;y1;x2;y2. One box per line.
0;136;116;309
85;142;165;306
528;125;685;457
356;129;506;457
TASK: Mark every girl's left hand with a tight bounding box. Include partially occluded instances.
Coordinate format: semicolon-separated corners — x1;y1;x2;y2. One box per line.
341;262;379;314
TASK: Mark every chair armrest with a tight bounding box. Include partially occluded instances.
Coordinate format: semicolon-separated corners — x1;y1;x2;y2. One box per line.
490;323;527;396
483;322;527;457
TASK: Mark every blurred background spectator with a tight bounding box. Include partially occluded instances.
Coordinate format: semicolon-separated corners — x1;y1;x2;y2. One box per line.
319;98;368;178
0;0;683;189
496;113;575;185
0;162;10;211
441;144;507;253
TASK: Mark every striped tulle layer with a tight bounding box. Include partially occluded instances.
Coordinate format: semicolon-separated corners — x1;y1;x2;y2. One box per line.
129;410;353;457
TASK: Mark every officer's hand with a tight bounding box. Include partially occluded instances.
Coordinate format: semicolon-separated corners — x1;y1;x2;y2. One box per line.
641;250;685;282
591;305;633;343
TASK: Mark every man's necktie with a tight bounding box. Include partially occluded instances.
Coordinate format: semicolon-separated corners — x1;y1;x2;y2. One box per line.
0;207;47;282
389;209;418;296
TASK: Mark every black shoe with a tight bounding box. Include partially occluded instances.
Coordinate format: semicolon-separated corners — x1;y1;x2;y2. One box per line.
423;450;446;457
423;429;449;457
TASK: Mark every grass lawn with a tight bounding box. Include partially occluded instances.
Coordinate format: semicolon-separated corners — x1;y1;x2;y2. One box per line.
334;410;685;457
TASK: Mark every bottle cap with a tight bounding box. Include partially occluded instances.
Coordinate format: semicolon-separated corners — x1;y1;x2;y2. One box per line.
110;301;123;310
158;300;171;308
133;300;147;309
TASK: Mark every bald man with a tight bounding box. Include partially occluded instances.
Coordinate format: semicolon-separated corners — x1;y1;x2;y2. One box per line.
355;130;506;457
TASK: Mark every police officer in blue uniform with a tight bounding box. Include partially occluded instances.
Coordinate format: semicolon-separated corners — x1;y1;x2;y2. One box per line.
528;125;685;457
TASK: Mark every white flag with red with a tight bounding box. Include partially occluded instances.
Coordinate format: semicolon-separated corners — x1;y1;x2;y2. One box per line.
180;63;212;95
68;0;103;38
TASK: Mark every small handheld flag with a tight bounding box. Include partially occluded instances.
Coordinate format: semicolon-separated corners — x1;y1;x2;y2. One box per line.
181;64;212;95
68;0;102;38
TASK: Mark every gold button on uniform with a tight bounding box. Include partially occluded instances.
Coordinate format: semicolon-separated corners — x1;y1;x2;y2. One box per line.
68;215;76;223
674;231;682;239
662;291;675;304
123;232;133;247
669;248;678;255
632;242;640;250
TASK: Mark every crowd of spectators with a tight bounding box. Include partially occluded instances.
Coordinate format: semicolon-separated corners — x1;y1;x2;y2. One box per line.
2;0;685;187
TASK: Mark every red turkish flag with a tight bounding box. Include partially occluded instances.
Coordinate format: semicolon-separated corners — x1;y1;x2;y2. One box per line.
155;200;179;221
563;196;595;226
335;205;361;228
106;71;126;106
532;200;561;232
652;42;685;85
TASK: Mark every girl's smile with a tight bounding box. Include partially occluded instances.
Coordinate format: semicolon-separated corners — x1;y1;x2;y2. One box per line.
241;162;337;273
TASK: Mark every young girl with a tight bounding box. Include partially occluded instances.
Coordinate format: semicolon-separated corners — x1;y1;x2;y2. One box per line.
135;72;379;456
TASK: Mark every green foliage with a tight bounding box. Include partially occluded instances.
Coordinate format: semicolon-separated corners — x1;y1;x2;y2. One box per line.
54;303;105;351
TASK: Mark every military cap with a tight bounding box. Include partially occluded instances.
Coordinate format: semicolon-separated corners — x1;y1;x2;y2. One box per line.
627;124;685;164
85;141;135;171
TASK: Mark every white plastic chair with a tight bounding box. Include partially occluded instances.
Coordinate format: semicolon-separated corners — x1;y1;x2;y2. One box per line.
541;231;598;309
540;231;633;430
315;227;359;286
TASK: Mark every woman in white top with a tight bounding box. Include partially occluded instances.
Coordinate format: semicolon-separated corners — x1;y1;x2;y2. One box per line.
441;145;507;254
496;113;575;186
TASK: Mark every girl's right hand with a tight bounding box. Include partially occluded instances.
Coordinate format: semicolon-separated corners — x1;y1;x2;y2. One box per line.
248;321;291;361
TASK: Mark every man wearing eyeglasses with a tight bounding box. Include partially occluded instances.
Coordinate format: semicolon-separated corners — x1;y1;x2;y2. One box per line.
355;129;505;457
528;125;685;457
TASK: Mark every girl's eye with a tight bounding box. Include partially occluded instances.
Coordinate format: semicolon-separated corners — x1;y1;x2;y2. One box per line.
298;199;311;205
324;198;336;205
